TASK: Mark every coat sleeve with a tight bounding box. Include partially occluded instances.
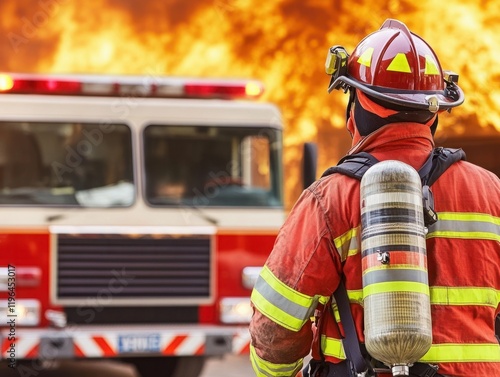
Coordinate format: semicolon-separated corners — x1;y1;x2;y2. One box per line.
249;187;343;376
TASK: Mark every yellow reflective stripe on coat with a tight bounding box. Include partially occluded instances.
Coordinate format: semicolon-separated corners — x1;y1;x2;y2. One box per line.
321;335;346;359
250;344;303;377
347;289;363;305
339;287;498;308
427;212;500;241
334;226;360;261
420;343;500;363
321;341;500;363
430;287;500;308
332;290;363;323
251;265;329;332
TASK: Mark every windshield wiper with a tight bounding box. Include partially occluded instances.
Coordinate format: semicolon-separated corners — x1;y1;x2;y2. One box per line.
149;197;218;226
0;189;43;204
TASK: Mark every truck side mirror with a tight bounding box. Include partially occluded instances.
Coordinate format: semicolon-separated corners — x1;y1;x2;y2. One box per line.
302;142;318;189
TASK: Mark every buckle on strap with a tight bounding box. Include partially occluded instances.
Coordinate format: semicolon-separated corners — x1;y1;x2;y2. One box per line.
410;363;440;377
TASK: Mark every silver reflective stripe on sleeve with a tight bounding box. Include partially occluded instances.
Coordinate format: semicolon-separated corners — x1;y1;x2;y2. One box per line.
251;266;328;331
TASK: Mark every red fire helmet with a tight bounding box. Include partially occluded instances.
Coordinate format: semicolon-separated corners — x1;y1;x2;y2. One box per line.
326;19;464;112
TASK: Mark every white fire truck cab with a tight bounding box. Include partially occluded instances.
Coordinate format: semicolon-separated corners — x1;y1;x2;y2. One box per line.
0;73;288;377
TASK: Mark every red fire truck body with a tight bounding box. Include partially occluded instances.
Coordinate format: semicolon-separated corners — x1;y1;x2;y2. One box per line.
0;73;285;376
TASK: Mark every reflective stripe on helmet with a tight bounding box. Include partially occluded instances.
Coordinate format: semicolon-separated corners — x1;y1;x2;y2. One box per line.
357;47;374;68
424;55;440;75
250;344;303;377
419;343;500;363
321;335;346;359
251;265;329;331
427;212;500;241
386;52;412;73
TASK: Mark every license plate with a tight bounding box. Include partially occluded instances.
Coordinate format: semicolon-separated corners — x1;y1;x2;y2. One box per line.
118;334;161;353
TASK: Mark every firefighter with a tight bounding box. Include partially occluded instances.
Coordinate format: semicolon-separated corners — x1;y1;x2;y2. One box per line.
249;19;500;377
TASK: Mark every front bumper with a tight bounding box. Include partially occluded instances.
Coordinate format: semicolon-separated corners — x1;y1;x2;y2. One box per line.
0;324;251;360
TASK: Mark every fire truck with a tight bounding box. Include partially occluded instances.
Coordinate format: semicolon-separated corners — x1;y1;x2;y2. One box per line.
0;73;310;376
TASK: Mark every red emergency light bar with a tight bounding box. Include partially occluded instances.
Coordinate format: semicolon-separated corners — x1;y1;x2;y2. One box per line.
0;73;265;100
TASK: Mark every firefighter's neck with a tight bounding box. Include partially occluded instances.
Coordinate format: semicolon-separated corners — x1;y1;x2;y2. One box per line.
348;122;435;157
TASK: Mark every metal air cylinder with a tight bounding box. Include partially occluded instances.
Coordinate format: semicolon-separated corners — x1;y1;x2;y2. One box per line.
360;160;432;376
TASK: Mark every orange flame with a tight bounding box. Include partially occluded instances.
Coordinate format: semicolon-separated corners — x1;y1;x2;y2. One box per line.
1;0;499;207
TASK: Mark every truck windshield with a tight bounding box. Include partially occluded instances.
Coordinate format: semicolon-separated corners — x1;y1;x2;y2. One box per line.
0;122;134;207
144;125;283;207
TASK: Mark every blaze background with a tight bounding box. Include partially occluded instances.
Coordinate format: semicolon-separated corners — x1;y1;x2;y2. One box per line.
0;0;498;208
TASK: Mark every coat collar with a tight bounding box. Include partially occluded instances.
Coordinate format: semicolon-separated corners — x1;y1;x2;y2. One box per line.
348;122;435;156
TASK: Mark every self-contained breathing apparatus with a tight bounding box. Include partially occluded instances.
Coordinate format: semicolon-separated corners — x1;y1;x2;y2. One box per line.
303;148;465;377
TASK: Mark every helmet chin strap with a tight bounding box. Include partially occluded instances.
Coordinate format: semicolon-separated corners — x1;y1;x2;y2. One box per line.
345;90;440;152
345;88;356;125
349;91;437;137
429;116;439;136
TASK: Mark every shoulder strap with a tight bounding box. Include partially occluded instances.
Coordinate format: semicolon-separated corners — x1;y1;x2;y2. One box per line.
321;152;379;180
496;315;500;342
333;280;372;375
418;148;466;226
321;147;466;185
420;147;466;186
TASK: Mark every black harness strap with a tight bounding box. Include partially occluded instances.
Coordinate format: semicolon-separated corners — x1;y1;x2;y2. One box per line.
321;152;380;180
422;147;465;186
321;148;466;184
334;279;371;376
496;315;500;342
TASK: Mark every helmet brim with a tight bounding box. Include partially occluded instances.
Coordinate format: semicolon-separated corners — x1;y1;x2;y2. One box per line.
330;76;464;112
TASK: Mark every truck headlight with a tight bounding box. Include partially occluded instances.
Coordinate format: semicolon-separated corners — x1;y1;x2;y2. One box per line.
0;266;42;290
220;297;253;324
0;299;41;326
0;267;8;291
242;267;262;290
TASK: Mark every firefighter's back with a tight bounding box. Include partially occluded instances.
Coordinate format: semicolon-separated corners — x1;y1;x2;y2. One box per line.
424;159;500;376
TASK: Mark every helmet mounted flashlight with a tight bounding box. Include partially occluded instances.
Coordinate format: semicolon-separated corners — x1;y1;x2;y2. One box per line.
325;46;349;93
